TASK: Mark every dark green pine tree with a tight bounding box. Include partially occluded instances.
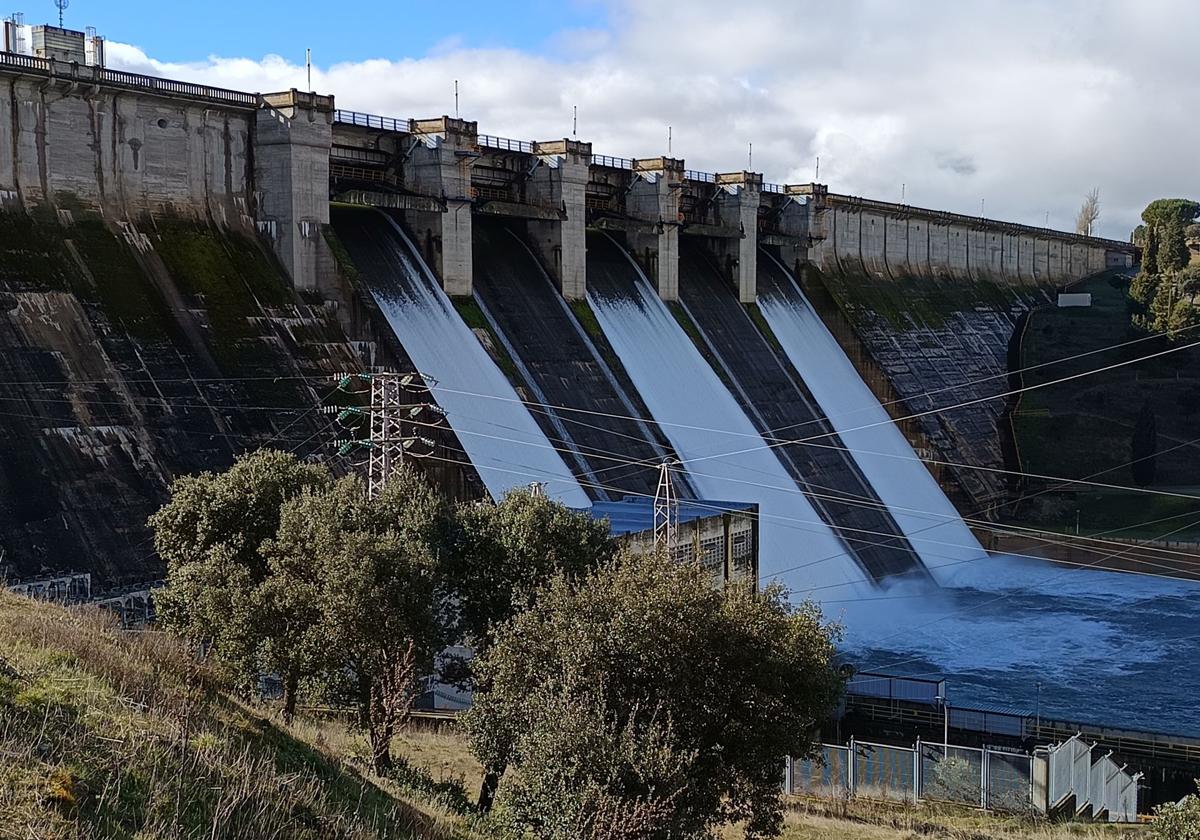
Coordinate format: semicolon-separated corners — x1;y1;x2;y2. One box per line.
1160;218;1190;274
1142;223;1159;276
1130;399;1158;487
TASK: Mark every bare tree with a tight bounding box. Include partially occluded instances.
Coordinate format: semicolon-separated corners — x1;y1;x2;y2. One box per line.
1075;188;1101;236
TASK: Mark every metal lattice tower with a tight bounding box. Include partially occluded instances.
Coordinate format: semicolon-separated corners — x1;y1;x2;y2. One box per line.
328;372;442;499
368;374;407;499
653;458;678;554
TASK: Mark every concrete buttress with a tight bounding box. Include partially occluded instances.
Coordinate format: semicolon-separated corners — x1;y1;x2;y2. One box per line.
714;171;762;303
527;138;591;299
627;157;684;301
407;116;476;296
254;90;333;291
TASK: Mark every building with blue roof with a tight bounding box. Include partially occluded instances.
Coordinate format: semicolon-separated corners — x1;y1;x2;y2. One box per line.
580;496;759;587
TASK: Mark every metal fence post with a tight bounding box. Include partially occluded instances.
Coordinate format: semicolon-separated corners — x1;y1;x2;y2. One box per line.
981;747;989;809
848;737;856;798
914;737;922;802
784;755;793;795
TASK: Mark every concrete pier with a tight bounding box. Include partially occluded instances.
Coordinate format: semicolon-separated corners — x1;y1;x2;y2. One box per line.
713;171;762;303
627;157;684;301
527;138;591;299
255;90;334;292
406;116;478;296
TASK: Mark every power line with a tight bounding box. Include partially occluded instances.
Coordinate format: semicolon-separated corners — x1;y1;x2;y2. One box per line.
427;331;1200;500
420;436;1200;585
439;404;1200;568
426;317;1200;459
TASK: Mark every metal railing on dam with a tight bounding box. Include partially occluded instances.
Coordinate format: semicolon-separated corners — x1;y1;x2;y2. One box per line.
478;134;534;153
334;109;413;132
0;50;261;107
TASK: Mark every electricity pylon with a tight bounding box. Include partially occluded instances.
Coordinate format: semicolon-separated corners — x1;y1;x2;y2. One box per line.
653;458;679;554
328;371;443;498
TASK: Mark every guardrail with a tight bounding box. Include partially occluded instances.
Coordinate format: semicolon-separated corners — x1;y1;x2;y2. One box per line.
591;154;633;170
685;169;716;183
478;134;534;153
0;51;260;107
334;109;413;133
763;182;786;194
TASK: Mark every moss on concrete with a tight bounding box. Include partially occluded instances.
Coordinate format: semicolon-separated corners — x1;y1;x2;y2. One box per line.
817;264;1033;330
149;221;308;408
450;295;520;381
66;219;173;342
0;211;78;292
745;301;784;353
322;224;360;283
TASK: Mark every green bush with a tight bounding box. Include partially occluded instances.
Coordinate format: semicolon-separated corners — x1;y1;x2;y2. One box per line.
1153;786;1200;840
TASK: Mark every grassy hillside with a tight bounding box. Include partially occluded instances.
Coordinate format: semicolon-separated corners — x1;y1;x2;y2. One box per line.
0;592;473;840
0;592;1150;840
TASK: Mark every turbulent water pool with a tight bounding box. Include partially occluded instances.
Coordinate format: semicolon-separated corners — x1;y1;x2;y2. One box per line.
838;554;1200;736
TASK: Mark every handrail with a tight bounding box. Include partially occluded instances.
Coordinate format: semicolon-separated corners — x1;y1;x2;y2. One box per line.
478;133;534;153
685;169;715;183
591;154;633;170
0;50;259;107
334;109;412;133
763;182;786;194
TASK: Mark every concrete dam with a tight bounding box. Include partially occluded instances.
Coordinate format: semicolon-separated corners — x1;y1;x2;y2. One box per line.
8;25;1200;749
0;31;1139;589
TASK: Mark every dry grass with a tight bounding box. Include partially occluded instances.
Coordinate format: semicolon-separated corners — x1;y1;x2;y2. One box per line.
777;796;1148;839
0;591;473;840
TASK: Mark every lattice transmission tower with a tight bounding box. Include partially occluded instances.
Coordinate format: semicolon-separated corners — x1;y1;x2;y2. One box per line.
328;371;443;498
653;458;679;554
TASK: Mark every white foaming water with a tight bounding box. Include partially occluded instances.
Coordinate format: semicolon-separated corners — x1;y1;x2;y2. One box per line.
366;214;590;508
588;256;869;599
751;256;1200;728
756;253;986;582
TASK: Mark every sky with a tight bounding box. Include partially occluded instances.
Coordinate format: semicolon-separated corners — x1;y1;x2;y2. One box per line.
61;0;1200;240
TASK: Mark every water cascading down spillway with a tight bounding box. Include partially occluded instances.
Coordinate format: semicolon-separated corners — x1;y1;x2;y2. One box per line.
585;231;870;599
674;239;929;587
329;206;590;507
470;217;688;501
754;249;988;584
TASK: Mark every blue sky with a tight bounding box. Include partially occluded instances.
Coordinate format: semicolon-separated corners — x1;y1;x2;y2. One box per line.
73;0;608;64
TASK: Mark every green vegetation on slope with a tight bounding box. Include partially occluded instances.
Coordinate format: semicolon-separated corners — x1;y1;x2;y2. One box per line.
0;587;1152;840
815;264;1030;330
449;295;521;380
0;592;471;840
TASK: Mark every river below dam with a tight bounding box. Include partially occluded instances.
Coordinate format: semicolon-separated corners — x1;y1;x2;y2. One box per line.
840;553;1200;736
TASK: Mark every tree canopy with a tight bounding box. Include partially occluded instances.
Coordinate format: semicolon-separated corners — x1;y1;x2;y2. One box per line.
151;456;619;774
464;550;844;839
150;450;332;700
1130;198;1199;338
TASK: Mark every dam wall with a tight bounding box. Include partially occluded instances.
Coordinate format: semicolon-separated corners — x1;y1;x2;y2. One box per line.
0;51;338;294
0;53;258;223
798;187;1128;285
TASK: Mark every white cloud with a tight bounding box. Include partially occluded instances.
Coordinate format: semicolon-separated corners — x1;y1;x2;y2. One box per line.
104;0;1200;239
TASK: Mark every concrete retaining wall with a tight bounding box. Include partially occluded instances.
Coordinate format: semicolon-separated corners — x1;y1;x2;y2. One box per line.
809;196;1119;286
0;74;254;225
